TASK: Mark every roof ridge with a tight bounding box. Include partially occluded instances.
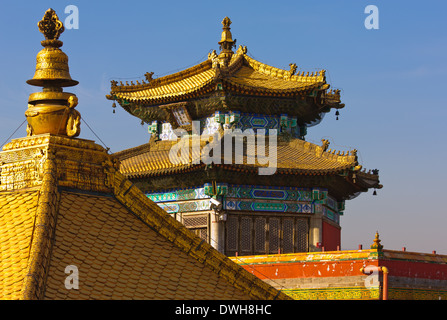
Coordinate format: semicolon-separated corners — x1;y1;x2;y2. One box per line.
289;138;357;164
114;142;152;160
110;59;213;92
243;54;326;84
20;152;59;300
114;138;185;161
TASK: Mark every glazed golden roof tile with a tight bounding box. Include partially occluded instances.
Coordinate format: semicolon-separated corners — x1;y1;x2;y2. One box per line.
113;61;216;104
0;190;40;299
227;65;321;91
109;50;327;104
116;137;359;178
226;54;326;92
0;134;289;300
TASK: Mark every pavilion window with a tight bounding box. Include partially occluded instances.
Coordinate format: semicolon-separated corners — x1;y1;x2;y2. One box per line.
254;217;267;253
240;217;252;253
296;218;309;252
225;214;309;256
226;216;238;252
283;218;294;253
268;218;280;253
183;214;209;242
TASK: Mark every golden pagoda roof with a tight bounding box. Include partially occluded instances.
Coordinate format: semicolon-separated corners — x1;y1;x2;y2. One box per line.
0;134;290;300
109;48;330;105
114;136;381;199
115;137;369;177
107;17;344;127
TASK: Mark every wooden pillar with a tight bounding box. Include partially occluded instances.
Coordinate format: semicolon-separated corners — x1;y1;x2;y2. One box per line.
210;211;225;253
309;213;323;252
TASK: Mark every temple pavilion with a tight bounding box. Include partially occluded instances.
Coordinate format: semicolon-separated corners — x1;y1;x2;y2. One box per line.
107;17;382;256
2;10;446;302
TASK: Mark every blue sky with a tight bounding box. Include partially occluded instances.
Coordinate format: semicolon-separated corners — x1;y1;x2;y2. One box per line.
1;0;446;254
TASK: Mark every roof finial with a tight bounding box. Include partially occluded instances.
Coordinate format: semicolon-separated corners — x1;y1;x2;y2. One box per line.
370;231;384;250
220;17;233;43
38;8;64;47
218;17;235;67
25;8;81;138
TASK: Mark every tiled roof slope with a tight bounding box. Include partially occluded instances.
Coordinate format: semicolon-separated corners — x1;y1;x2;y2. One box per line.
45;191;252;299
0;191;40;299
115;137;360;178
108;49;328;105
0;134;290;300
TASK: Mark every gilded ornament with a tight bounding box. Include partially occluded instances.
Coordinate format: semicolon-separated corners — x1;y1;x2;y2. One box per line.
25;9;81;138
38;9;64;39
145;72;154;82
289;63;297;76
236;45;247;55
370;232;383;250
321;139;330;151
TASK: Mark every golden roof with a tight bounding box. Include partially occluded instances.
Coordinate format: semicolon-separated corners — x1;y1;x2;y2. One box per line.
109;50;328;105
44;191;257;299
0;135;290;300
0;191;40;299
115;137;361;177
108;18;334;106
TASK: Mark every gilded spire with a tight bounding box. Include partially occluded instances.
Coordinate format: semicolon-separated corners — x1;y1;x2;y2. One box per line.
219;17;234;46
370;231;384;250
27;8;78;87
25;8;81;138
38;8;65;43
217;17;236;67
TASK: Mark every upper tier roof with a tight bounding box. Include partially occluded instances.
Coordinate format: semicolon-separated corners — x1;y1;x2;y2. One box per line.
107;17;344;126
108;47;338;105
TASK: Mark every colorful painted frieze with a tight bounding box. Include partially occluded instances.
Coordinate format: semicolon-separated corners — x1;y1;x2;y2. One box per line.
282;287;380;300
147;184;342;218
224;200;313;213
148;187;207;202
226;185;313;202
157;199;211;214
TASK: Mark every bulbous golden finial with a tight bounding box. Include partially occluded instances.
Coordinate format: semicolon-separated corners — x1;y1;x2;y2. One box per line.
27;8;77;87
370;231;384;250
38;8;64;43
219;17;235;46
25;9;80;138
217;17;236;67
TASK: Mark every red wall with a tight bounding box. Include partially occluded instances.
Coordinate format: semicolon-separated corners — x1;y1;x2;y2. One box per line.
240;259;369;280
382;259;447;280
322;221;340;251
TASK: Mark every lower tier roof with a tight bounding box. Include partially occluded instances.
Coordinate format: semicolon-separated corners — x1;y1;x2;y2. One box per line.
114;136;381;199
